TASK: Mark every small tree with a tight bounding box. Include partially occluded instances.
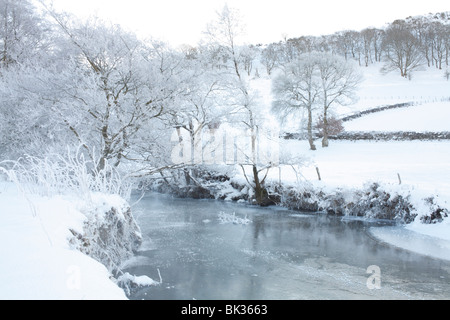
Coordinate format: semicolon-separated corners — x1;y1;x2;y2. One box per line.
272;53;320;150
315;52;362;147
261;43;281;75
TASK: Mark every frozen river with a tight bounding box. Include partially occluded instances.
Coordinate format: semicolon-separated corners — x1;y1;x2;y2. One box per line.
123;193;450;300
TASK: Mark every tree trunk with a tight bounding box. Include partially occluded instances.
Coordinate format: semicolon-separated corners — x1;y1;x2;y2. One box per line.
322;107;329;148
307;107;316;150
252;164;269;206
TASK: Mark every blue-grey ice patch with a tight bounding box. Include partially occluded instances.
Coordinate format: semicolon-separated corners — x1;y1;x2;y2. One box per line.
369;226;450;261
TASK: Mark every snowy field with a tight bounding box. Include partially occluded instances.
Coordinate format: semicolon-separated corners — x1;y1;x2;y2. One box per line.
256;63;450;196
338;64;450;115
344;102;450;132
277;139;450;196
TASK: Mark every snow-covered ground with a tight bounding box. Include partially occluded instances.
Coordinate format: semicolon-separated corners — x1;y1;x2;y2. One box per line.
0;181;128;300
339;64;450;115
344;102;450;132
277;140;450;196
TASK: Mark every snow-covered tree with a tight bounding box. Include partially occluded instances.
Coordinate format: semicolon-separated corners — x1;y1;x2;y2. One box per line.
261;43;281;75
0;0;49;68
272;52;361;149
315;52;362;147
165;51;233;175
272;53;320;150
1;6;186;174
204;5;275;205
381;20;424;78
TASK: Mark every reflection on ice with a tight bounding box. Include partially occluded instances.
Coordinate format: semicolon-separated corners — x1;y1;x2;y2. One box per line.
369;226;450;261
120;255;154;269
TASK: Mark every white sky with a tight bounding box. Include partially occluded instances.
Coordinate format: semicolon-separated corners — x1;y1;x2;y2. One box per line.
47;0;449;47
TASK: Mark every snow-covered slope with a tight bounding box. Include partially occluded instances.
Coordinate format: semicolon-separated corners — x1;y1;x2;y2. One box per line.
0;181;128;300
344;101;450;132
340;64;450;116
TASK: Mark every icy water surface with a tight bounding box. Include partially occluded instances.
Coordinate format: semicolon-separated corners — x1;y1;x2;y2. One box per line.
123;193;450;300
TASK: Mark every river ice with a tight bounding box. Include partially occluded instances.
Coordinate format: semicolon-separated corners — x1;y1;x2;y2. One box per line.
123;193;450;300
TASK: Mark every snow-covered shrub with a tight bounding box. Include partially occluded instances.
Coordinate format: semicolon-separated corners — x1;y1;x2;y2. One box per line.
117;272;160;296
315;115;345;136
418;196;449;224
275;183;323;212
148;165;241;200
349;182;416;222
69;193;142;272
272;181;449;225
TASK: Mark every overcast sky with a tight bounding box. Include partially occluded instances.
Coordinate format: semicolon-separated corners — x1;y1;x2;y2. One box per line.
49;0;449;47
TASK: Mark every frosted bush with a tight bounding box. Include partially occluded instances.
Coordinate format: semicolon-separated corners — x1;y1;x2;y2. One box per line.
0;147;132;201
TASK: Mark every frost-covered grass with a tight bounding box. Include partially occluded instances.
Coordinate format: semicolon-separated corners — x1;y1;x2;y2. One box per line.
0;148;132;201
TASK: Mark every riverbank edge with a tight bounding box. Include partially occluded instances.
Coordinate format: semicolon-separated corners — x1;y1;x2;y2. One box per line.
148;174;449;225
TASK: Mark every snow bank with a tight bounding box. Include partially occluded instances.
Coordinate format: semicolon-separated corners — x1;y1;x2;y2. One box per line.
117;272;160;296
274;180;449;223
69;192;143;273
0;181;128;299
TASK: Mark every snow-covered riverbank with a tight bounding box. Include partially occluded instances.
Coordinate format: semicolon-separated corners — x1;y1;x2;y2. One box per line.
0;181;128;299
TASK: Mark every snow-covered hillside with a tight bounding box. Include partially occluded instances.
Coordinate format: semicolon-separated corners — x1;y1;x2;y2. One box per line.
344;64;450;114
344;102;450;132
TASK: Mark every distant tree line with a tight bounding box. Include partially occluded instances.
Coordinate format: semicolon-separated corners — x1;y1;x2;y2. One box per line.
260;12;450;78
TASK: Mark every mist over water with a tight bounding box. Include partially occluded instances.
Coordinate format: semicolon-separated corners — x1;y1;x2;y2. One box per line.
124;193;450;300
